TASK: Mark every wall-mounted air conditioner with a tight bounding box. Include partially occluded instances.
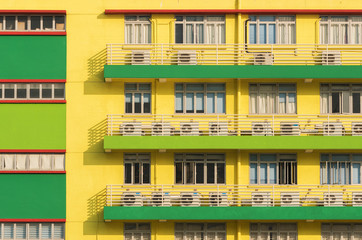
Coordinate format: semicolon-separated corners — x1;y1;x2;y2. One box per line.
324;192;343;206
321;51;341;65
252;192;271;206
177;51;197;65
323;122;344;136
280;122;300;136
131;50;151;65
180;192;200;206
352;122;362;136
209;122;228;136
151;122;171;136
151;192;171;206
352;192;362;206
253;53;274;65
209;192;228;206
280;192;300;207
252;122;272;136
122;192;143;206
120;122;143;136
180;122;199;136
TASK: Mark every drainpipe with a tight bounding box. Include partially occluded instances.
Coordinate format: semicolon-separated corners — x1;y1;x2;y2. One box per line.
245;18;251;53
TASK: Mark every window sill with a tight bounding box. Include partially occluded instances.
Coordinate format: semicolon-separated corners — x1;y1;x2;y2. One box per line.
247;114;298;117
0;31;66;36
0;171;66;174
0;79;66;83
0;100;66;103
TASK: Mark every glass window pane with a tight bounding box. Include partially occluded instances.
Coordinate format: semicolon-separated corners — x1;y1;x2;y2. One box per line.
260;16;276;22
134;162;140;184
279;84;296;91
207;93;215;113
4;84;15;99
17;16;28;30
16;223;26;239
196;162;204;184
43;16;53;30
207;84;225;91
259;24;267;44
260;154;277;161
139;84;151;90
134;93;141;113
31;16;41;30
186;84;204;91
260;163;267;184
41;223;52;239
30;84;40;98
143;163;150;184
55;16;65;30
4;223;14;239
217;162;225;183
186;93;194;113
175;93;184;113
332;92;340;113
196;93;204;113
125;93;133;113
216;93;225;114
207;163;215;184
5;16;15;30
53;223;64;239
268;24;276;44
125;163;132;183
353;93;361;113
17;84;27;99
29;224;40;239
176;162;183;183
175;24;184;43
250;23;256;44
54;84;65;98
42;84;52;98
143;93;151;113
270;163;277;184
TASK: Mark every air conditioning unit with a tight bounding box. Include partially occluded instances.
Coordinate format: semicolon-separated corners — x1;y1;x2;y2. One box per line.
352;192;362;206
322;51;341;65
177;51;197;65
352;122;362;136
252;122;272;136
151;192;171;206
152;122;171;136
323;122;344;136
120;122;143;136
122;192;143;206
180;192;200;206
280;122;300;136
280;192;300;207
252;192;271;206
253;53;274;65
324;192;343;206
180;122;199;136
209;122;228;136
131;50;151;65
209;192;228;206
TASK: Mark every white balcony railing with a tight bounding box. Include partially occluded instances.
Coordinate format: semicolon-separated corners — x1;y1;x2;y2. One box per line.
107;114;362;136
106;184;362;207
107;43;362;65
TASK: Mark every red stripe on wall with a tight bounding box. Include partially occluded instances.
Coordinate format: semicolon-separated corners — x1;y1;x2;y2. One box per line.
0;219;66;222
0;171;66;174
0;32;66;36
0;100;66;103
0;10;66;14
0;79;66;83
0;150;66;153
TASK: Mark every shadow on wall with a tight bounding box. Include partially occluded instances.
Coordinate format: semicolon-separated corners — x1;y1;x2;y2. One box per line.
83;188;106;235
87;118;107;153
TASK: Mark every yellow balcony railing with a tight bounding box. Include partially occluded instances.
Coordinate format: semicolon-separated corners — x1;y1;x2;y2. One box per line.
106;184;362;207
106;114;362;136
106;43;362;65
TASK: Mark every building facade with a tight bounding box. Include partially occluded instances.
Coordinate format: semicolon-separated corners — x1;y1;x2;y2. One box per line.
2;0;362;239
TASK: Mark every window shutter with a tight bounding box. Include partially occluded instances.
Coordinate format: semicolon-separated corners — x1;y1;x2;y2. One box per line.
29;223;40;239
53;223;64;239
15;223;26;239
4;223;14;239
41;223;52;239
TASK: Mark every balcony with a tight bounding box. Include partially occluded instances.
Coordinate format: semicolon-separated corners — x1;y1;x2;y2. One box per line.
104;44;362;79
104;114;362;150
104;184;362;221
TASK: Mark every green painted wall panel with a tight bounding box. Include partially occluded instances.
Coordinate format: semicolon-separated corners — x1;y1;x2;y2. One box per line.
0;36;66;79
0;104;65;149
104;136;362;150
104;65;362;79
104;206;362;220
0;174;65;219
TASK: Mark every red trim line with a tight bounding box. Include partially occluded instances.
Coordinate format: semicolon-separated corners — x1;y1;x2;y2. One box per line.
0;32;66;36
0;150;66;153
0;171;66;174
0;219;66;222
0;79;66;83
105;9;362;14
0;100;66;103
0;10;66;14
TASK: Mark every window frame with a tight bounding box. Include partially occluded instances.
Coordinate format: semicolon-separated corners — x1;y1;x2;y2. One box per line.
321;223;362;240
175;223;226;240
125;83;152;114
124;15;152;44
250;223;298;240
174;153;226;185
0;153;65;171
0;83;65;100
124;223;151;240
124;153;151;185
0;222;65;240
0;15;66;32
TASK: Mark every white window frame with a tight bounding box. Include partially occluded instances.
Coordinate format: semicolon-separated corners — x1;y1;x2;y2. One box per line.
0;153;65;171
125;83;152;114
250;154;297;185
175;83;226;114
320;83;362;114
0;222;64;240
124;153;150;184
249;16;296;44
0;15;66;32
320;16;362;44
250;223;298;240
249;83;297;114
321;223;362;240
175;16;226;44
175;153;225;185
124;15;151;44
0;83;65;100
124;223;151;240
175;223;226;240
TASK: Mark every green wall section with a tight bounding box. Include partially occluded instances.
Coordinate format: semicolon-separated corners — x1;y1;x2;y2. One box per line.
0;104;65;149
0;36;66;79
104;65;362;79
0;174;65;219
104;206;362;220
104;136;362;150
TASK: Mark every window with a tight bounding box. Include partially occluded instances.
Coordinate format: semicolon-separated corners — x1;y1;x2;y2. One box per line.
322;223;362;240
175;223;226;240
124;153;150;184
0;153;65;171
320;16;362;44
250;223;297;240
124;223;151;240
125;16;151;44
175;16;225;44
125;83;151;114
0;15;65;31
0;83;65;100
175;153;225;184
250;154;297;185
0;222;64;240
321;84;362;114
249;16;296;44
249;84;296;114
320;154;362;185
175;83;225;114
